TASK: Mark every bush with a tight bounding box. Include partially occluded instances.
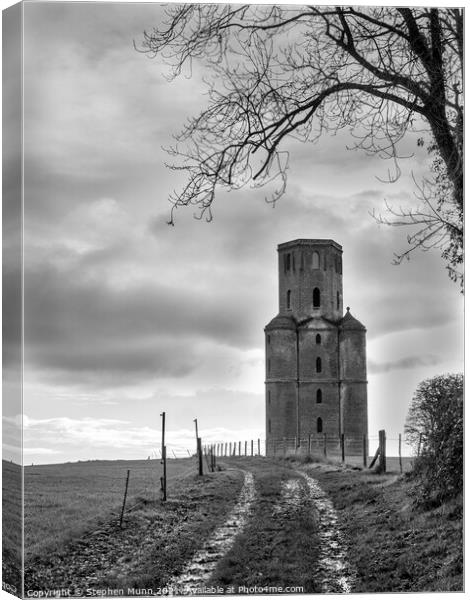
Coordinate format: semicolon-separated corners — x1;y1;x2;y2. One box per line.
405;373;463;507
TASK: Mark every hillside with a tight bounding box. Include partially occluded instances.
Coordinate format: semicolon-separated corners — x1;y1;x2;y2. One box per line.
17;457;464;594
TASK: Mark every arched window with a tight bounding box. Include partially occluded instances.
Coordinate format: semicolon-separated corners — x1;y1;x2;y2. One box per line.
316;389;322;404
286;289;292;310
317;417;323;433
315;333;321;345
316;357;322;373
268;419;272;434
268;390;271;405
312;251;320;269
313;287;321;307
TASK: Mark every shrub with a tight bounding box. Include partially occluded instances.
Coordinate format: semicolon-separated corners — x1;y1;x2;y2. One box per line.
405;373;463;507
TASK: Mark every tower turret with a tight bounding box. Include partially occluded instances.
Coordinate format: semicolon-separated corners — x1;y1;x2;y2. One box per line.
339;308;368;445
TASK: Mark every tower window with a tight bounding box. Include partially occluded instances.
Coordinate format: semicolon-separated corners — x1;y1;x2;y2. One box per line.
312;251;320;269
267;334;271;344
316;333;321;345
316;357;322;373
286;289;292;310
284;253;291;272
268;390;271;404
292;253;296;272
317;417;323;433
334;255;342;274
313;287;321;308
316;389;322;404
268;359;271;373
268;419;272;434
337;291;340;310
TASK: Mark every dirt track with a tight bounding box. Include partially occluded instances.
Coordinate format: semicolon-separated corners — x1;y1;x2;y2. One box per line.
25;457;354;595
23;456;462;594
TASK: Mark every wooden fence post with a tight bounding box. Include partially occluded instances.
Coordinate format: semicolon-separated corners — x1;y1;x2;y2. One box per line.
160;412;167;501
398;433;403;473
341;433;345;463
363;434;367;468
120;469;130;527
197;437;203;476
251;439;254;456
258;438;261;456
369;446;380;469
239;441;241;456
378;429;386;473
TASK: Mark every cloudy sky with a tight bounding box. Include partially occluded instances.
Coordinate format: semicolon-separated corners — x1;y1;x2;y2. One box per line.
3;1;463;464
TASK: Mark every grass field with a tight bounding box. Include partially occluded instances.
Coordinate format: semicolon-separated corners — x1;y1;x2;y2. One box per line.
24;457;199;560
23;453;412;562
2;460;22;595
24;463;245;592
15;454;463;594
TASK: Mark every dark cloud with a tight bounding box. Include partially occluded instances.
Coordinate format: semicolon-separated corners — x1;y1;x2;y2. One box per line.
369;354;442;374
23;251;263;386
2;266;22;366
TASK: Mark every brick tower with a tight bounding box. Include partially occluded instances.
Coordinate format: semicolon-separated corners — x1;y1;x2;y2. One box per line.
265;239;368;455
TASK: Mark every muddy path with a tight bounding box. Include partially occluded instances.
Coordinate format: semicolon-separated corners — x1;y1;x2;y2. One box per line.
167;471;256;593
298;471;356;592
25;458;356;595
203;459;354;593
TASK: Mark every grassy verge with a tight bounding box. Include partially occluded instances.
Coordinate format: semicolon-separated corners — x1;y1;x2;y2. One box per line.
114;468;245;591
301;462;463;592
25;467;245;593
208;461;321;593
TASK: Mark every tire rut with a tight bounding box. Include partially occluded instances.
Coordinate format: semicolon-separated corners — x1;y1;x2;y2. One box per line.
167;470;255;594
299;470;356;593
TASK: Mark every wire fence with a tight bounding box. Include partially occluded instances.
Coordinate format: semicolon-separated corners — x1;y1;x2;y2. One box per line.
24;430;416;547
23;458;198;540
201;431;416;473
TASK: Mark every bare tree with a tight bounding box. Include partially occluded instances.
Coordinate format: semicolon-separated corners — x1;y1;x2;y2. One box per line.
139;5;463;285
